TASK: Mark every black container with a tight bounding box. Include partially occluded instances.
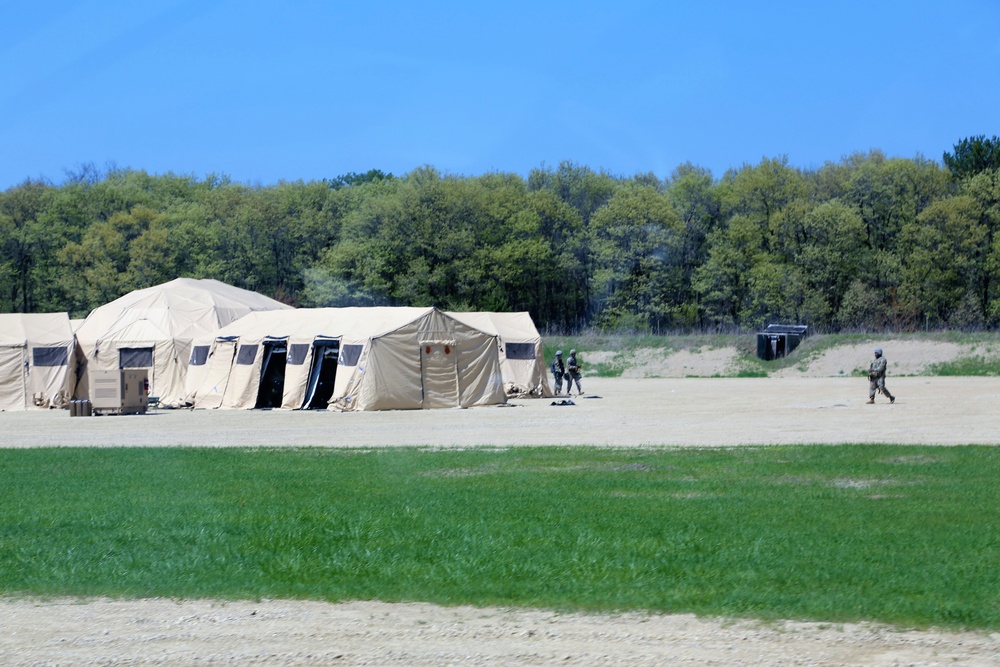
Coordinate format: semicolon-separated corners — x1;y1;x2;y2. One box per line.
756;324;808;361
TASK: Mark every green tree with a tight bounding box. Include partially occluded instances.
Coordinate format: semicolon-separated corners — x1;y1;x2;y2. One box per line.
326;169;393;189
833;153;951;327
314;167;591;326
589;184;685;331
794;200;868;324
665;163;721;325
197;183;306;301
943;135;1000;180
692;215;759;327
693;157;811;328
842;152;950;255
58;206;177;308
523;188;590;330
0;180;58;312
836;280;888;330
898;196;987;326
527;161;620;225
1;154;983;333
319;167;480;308
960;170;1000;322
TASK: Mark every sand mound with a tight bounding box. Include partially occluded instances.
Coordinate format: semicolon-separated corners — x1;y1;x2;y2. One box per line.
584;339;1000;378
586;346;742;378
772;340;967;377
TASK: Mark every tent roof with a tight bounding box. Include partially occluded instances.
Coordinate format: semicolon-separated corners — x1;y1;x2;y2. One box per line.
446;311;541;342
98;318;172;345
212;306;436;342
0;312;75;346
76;278;292;343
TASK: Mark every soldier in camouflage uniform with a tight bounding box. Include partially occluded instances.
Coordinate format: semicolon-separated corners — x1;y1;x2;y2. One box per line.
566;349;583;396
867;348;895;404
550;350;566;395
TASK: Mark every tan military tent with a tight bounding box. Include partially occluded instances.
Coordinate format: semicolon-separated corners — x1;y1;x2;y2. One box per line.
0;312;76;411
447;311;552;397
74;278;291;406
188;306;507;411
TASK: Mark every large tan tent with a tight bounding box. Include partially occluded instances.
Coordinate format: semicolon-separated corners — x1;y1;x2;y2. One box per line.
74;278;291;406
188;307;507;411
0;312;76;411
447;311;552;397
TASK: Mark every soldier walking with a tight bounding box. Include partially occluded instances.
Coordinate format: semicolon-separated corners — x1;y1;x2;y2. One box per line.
550;350;566;395
867;348;895;404
566;349;584;396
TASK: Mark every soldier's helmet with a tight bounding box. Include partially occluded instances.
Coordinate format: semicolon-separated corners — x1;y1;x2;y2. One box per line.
570;349;577;355
874;348;883;356
556;350;563;356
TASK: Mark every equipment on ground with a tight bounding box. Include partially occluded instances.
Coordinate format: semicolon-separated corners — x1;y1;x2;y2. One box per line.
88;369;149;415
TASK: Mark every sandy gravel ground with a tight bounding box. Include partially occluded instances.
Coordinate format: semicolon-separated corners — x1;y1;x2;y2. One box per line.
4;376;1000;448
4;371;1000;665
3;597;999;667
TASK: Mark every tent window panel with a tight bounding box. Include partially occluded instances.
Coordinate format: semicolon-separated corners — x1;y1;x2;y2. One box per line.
189;345;210;366
505;342;535;360
339;344;363;367
288;343;310;365
119;347;153;369
236;344;259;365
32;346;68;367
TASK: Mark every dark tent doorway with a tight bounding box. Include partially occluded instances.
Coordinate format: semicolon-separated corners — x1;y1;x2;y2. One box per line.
255;338;288;409
303;338;340;409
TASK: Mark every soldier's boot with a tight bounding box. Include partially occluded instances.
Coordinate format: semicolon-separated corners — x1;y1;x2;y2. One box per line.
888;393;895;404
866;398;875;404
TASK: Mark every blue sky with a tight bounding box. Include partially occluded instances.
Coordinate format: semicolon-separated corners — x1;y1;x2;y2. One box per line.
2;1;998;189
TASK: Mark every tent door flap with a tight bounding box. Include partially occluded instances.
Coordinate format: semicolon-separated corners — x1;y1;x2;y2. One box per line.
303;339;340;409
420;342;460;409
255;340;288;409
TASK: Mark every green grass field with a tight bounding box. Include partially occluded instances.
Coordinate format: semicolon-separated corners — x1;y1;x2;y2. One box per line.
3;445;999;630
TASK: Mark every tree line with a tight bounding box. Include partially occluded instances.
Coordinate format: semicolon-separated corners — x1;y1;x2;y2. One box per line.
3;136;1000;333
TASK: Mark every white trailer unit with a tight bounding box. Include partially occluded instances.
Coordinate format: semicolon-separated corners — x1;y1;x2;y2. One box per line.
89;369;149;415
